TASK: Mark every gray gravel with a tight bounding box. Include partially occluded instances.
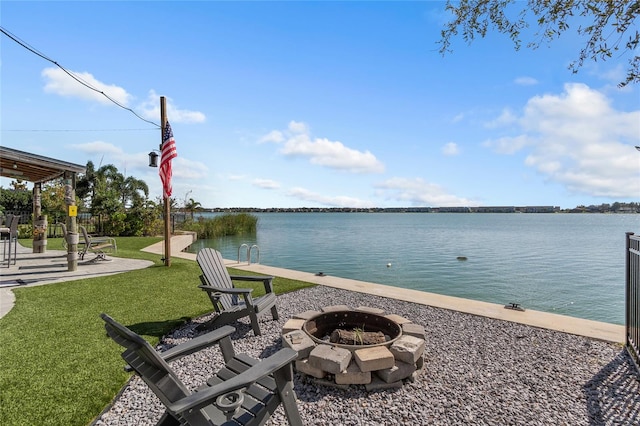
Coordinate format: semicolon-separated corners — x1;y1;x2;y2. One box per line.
95;286;640;425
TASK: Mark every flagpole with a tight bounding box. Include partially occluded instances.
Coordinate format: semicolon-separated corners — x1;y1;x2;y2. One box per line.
160;96;171;267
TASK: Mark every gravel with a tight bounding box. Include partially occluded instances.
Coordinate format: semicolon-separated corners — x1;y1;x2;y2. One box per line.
95;286;640;425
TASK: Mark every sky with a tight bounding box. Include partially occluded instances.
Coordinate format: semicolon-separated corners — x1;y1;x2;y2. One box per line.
1;1;639;210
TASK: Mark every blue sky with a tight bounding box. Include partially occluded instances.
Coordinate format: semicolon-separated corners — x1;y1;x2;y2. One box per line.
2;1;639;209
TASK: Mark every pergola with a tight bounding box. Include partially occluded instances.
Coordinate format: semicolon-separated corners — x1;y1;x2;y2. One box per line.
0;146;86;271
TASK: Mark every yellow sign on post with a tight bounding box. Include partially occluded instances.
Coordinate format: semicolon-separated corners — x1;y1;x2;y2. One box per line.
68;205;77;217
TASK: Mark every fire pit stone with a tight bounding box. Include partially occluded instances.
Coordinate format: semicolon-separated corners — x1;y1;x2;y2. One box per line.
402;322;426;340
354;306;385;315
320;304;351;313
390;335;426;364
308;344;351;374
292;310;322;320
354;346;395;372
282;318;306;334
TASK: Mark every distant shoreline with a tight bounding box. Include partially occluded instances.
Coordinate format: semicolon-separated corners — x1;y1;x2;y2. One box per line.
198;205;638;214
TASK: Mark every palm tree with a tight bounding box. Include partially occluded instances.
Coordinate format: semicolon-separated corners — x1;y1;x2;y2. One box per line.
120;176;149;208
184;198;202;220
76;161;96;204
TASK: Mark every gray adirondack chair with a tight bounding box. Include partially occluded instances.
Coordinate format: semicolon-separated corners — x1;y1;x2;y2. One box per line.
196;248;278;336
100;313;303;426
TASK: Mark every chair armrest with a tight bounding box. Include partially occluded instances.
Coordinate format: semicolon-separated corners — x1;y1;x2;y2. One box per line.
166;348;298;414
230;275;274;283
161;325;236;363
198;284;253;295
230;275;275;294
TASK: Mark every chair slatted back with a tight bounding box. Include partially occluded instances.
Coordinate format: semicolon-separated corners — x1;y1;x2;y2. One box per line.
100;314;191;408
197;249;237;310
8;215;19;237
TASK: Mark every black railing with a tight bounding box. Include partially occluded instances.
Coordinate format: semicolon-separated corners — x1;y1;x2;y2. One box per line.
626;232;640;372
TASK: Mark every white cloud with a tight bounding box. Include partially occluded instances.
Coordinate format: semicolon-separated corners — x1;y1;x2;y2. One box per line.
138;90;206;123
288;120;309;134
260;121;385;174
41;70;205;124
72;141;125;156
253;179;280;189
482;134;532;154
375;177;477;207
484;108;517;128
514;76;538;86
227;174;247;181
451;113;465;123
485;83;640;198
259;130;284;143
172;157;208;180
42;67;131;106
287;187;373;208
71;141;152;172
70;141;207;180
442;142;460;156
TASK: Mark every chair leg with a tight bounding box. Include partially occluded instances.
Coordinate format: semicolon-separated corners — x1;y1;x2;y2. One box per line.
2;238;7;267
249;311;261;336
270;305;279;321
156;411;180;426
11;237;17;265
273;366;303;426
6;238;14;267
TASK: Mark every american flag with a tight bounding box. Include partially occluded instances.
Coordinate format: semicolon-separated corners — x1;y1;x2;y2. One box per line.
159;121;178;198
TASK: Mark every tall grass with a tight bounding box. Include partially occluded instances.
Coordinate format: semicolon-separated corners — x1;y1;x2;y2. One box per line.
181;213;257;239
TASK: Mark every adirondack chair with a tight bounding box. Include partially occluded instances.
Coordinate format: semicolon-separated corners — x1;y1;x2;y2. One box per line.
78;225;117;260
100;313;303;426
197;248;278;336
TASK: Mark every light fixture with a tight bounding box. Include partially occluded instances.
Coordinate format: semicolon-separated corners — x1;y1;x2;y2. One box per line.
148;151;159;167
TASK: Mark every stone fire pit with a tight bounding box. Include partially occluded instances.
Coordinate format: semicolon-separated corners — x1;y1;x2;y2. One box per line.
281;305;426;390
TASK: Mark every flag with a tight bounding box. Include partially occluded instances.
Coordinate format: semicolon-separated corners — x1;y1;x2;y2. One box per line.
159;121;178;197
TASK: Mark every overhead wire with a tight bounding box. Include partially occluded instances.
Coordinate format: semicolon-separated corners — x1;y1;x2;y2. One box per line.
2;128;158;133
0;26;161;128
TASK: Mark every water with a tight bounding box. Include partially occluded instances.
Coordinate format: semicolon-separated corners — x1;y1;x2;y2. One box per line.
186;213;639;325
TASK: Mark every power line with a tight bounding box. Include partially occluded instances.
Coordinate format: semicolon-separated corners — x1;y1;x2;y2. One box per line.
2;128;157;133
0;26;161;128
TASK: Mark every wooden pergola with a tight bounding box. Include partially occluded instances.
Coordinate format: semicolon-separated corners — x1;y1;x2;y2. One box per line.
0;146;86;271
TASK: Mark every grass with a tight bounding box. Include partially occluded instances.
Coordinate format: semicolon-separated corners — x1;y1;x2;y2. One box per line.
0;237;314;426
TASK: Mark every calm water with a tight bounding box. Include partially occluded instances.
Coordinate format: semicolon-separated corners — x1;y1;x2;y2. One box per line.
186;213;639;325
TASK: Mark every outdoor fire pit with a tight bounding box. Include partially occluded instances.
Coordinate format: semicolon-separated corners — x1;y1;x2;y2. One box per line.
282;305;426;390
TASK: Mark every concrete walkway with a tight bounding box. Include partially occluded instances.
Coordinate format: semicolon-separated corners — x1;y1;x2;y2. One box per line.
0;243;154;319
1;235;626;343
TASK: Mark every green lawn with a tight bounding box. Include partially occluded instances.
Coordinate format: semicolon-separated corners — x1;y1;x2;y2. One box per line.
0;237;314;426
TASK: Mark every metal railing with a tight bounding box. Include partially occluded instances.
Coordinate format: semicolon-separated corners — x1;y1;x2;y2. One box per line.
626;232;640;372
237;244;260;264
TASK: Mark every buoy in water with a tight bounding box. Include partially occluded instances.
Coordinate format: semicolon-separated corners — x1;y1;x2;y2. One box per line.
456;256;468;261
386;263;392;268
